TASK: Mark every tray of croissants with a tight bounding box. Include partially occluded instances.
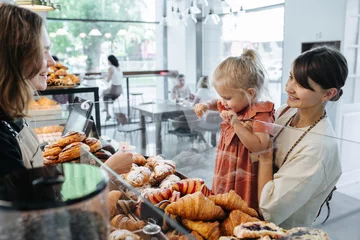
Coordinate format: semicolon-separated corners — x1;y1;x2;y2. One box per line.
107;154;331;240
42;131;113;165
47;62;80;87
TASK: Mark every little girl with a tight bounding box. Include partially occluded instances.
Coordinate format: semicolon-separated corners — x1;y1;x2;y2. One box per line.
194;49;274;211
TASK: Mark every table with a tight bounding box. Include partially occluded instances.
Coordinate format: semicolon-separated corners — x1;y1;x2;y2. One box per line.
132;101;194;155
38;85;101;135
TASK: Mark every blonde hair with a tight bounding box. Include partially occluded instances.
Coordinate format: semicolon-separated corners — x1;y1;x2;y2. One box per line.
213;49;266;101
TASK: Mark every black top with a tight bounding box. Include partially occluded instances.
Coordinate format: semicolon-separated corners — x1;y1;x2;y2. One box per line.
0;119;24;178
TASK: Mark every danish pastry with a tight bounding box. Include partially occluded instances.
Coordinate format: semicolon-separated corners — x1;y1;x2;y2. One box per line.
233;221;286;239
58;142;90;162
57;131;86;147
94;149;112;162
43;155;59;165
55;68;67;76
42;143;62;157
84;137;102;153
132;153;147;166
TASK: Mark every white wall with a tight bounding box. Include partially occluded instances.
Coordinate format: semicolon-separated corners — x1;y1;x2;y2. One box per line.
282;0;347;125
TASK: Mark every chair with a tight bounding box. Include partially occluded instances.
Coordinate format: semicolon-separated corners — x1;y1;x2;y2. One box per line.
113;112;145;143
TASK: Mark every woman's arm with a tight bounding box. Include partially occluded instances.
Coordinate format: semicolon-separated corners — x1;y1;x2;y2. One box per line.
107;67;114;82
258;142;274;204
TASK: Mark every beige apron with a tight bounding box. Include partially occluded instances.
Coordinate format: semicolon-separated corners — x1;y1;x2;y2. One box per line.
2;119;43;168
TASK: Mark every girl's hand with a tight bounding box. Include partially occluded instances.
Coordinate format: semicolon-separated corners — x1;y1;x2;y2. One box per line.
104;152;133;175
220;110;237;124
194;103;209;118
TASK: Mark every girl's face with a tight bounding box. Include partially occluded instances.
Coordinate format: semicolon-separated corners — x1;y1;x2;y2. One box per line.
285;69;329;109
215;83;250;113
30;27;56;90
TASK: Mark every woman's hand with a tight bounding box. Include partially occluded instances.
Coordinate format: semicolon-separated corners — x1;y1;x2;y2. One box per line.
104;152;133;175
194;103;209;118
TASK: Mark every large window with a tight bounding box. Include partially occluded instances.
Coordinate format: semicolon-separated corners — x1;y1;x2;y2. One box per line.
47;0;157;73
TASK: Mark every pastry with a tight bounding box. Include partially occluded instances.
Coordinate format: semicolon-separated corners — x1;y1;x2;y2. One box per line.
165;192;226;221
124;166;152;187
221;210;259;236
110;214;146;231
145;188;173;205
29;100;40;110
55;68;67;76
57;131;86;147
132;153;147;166
199;184;212;197
233;221;286;239
84;137;102;153
159;174;181;189
208;190;258;217
182;219;221;240
109;190;124;218
43;155;59;165
169;190;180;203
42;143;62;157
58;142;90;162
37;96;57;106
94;149;112;162
285;227;330;240
155;200;171;210
108;229;140;240
55;62;69;70
172;178;205;195
116;200;137;216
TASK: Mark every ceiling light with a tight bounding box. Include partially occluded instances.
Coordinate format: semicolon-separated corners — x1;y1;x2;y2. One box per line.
159;15;171;26
15;0;59;12
89;28;102;37
104;33;112;38
188;0;201;14
204;9;220;25
55;28;67;35
79;32;87;38
186;9;197;24
117;29;128;36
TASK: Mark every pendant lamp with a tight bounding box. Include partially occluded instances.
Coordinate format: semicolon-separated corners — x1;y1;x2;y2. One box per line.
15;0;59;12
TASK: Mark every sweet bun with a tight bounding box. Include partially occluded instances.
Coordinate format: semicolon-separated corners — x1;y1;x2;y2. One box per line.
84;137;102;153
55;62;69;70
95;149;112;162
57;131;86;147
133;153;147;166
43;143;63;157
43;155;59;165
37;96;57;106
58;142;90;162
55;69;67;76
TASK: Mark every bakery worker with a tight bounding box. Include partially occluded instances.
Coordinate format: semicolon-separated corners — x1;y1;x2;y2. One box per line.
0;4;132;178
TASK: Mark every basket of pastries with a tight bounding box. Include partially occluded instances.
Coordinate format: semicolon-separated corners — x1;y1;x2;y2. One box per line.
42;131;112;165
47;62;80;87
28;96;62;119
106;153;331;240
33;125;64;144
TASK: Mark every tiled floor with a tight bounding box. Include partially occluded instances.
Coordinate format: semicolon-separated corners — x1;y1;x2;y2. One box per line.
102;118;360;240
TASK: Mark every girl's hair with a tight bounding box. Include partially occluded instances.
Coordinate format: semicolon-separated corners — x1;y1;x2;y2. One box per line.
0;4;43;120
108;55;119;67
198;76;209;89
213;49;266;101
177;74;185;80
293;46;348;101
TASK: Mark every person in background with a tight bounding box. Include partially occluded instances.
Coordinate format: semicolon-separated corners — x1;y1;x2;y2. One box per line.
258;46;347;228
0;3;132;178
171;74;195;102
103;55;123;121
194;49;275;211
51;55;69;104
194;76;216;105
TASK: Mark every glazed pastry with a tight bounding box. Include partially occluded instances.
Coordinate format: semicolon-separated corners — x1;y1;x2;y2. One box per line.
110;214;146;231
94;149;112;162
109;190;124;218
58;142;90;162
55;62;69;70
182;219;221;240
57;131;86;147
285;227;330;240
221;210;259;236
159;174;181;189
165;192;225;221
43;155;59;165
208;190;258;217
199;184;212;197
42;143;62;157
84;137;102;153
169;190;180;203
37;96;57;106
124;166;152;187
116;200;137;215
153;161;176;181
145;188;173;205
155;200;171;210
233;221;286;239
55;68;67;76
108;229;140;240
132;153;147;166
172;178;205;195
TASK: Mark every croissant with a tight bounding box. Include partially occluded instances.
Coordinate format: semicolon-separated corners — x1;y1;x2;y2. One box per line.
169;190;180;203
133;153;147;166
165;192;225;221
117;200;137;215
110;214;146;231
162;211;181;233
221;210;259;236
160;174;181;189
208;190;258;217
153;162;176;181
172;178;205;195
182;219;221;240
108;229;140;240
145;188;173;205
124;166;151;187
108;190;124;218
199;184;212;197
155;200;171;210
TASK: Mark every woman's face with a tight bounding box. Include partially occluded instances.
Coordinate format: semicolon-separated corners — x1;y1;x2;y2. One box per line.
178;77;185;87
285;69;328;109
30;27;55;91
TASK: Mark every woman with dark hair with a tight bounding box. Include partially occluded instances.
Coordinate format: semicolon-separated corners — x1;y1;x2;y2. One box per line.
103;55;123;120
0;4;133;178
258;46;348;228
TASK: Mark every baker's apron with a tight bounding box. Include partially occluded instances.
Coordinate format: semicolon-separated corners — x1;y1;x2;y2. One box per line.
2;119;43;168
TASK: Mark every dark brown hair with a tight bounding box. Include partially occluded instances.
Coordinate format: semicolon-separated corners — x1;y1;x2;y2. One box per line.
0;4;44;120
293;46;348;101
